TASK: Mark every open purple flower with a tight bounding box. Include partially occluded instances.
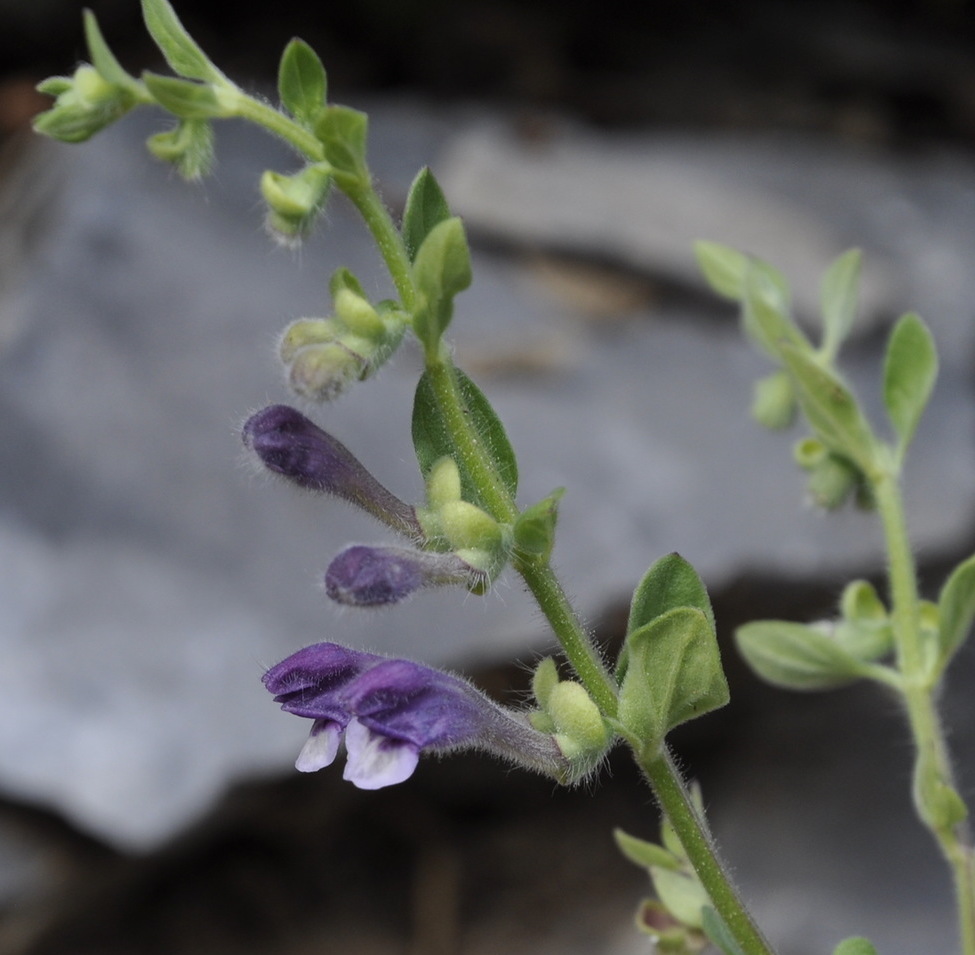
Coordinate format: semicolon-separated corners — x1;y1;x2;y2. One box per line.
324;544;484;607
263;642;570;789
242;405;420;538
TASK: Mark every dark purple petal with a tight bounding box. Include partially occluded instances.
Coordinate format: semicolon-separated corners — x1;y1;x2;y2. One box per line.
242;405;420;537
324;545;477;607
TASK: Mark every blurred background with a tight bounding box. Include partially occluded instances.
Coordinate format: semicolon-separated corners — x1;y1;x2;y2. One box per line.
2;1;975;953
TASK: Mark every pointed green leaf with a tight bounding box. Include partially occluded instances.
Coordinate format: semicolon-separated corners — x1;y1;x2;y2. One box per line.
142;72;231;120
513;488;564;560
695;240;750;300
412;367;518;507
402;167;451;262
314;105;368;178
277;38;326;126
627;553;714;636
411;216;472;351
613;829;681;871
883;312;938;455
651;866;708;929
735;620;871;690
141;0;225;83
619;607;729;749
937;553;975;669
820;249;862;356
742;263;807;360
84;11;142;95
780;344;875;471
701;907;747;955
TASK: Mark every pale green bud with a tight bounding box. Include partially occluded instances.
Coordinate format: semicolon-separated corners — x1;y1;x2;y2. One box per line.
334;287;385;337
261;162;332;243
288;342;366;401
426;457;462;509
752;370;796;429
279;318;341;363
806;453;859;509
438;500;502;551
548;680;610;757
840;579;887;624
531;657;560;709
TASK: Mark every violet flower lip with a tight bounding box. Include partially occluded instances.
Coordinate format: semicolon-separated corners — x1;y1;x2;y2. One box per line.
263;642;570;789
242;405;421;538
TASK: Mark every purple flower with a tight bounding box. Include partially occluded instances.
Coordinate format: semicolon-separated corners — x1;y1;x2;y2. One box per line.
324;544;484;607
242;405;420;538
263;642;570;789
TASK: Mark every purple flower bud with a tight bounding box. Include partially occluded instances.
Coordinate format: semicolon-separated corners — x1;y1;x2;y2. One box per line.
242;405;421;538
263;642;571;789
324;544;484;607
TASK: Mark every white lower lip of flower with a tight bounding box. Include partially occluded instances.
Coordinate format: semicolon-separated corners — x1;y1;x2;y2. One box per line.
295;720;342;772
342;718;419;789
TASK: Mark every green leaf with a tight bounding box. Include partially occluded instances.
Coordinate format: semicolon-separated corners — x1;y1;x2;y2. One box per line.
883;312;938;456
627;553;715;637
142;72;231;120
411;216;472;352
779;344;875;471
314;105;368;178
832;938;879;955
277;38;326;126
735;620;871;690
820;249;861;356
402;167;451;262
412;367;518;508
619;607;729;750
513;488;564;560
650;866;708;929
613;828;681;871
741;263;806;360
695;240;750;300
701;907;747;955
84;11;141;95
937;553;975;670
141;0;225;83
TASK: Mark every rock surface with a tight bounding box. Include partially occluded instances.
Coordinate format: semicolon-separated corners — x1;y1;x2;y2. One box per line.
3;98;975;952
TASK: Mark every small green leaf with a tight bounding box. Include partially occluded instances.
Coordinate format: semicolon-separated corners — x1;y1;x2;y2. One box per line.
619;608;729;750
411;216;472;351
820;249;862;356
513;489;564;560
314;105;368;179
937;553;975;670
741;264;807;360
412;367;518;508
627;553;715;637
650;866;708;929
277;38;327;126
142;72;231;120
832;938;879;955
883;312;938;456
779;344;875;471
141;0;225;83
735;620;871;690
701;907;747;955
402;167;451;262
613;828;681;871
695;240;750;300
84;11;141;95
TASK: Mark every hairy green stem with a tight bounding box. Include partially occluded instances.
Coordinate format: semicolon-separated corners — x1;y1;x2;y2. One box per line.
234;93;324;161
640;748;777;955
874;472;975;954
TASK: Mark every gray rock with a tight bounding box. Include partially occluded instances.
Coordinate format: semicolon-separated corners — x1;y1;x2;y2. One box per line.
3;98;975;907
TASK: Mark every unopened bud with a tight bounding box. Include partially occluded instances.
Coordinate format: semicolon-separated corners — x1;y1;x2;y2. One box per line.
334;287;385;338
548;680;610;759
325;544;485;607
261;162;332;243
752;370;796;430
288;342;367;401
806;453;859;509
